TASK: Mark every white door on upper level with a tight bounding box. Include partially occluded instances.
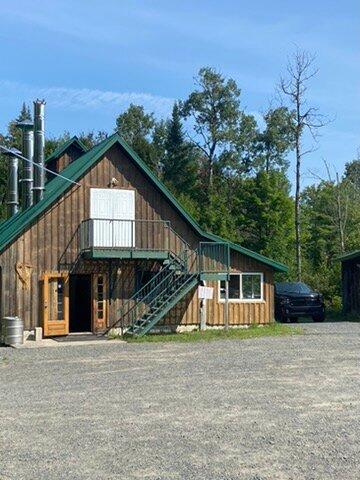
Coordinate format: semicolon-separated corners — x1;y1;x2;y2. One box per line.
90;188;135;247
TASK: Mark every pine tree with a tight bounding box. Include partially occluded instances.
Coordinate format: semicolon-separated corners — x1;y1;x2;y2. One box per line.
163;103;197;195
7;102;32;149
233;171;294;266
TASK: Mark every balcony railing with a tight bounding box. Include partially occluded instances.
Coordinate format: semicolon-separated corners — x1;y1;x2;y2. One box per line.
79;218;190;254
78;220;230;276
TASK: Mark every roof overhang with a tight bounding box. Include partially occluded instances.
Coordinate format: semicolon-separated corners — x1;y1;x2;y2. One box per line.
336;250;360;262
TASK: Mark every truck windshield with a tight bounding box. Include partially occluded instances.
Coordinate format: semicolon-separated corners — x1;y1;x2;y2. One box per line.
276;282;312;294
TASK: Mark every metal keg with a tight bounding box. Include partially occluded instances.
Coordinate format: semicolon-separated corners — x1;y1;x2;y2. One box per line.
2;316;23;346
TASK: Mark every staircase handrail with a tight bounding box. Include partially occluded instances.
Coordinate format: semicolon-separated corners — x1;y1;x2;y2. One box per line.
104;260;181;334
131;272;198;334
144;271;196;314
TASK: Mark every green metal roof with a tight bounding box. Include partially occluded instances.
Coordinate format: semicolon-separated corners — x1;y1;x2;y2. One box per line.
45;135;87;163
336;250;360;262
0;132;288;272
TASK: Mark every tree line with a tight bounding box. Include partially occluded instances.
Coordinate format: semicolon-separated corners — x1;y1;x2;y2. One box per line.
1;50;359;309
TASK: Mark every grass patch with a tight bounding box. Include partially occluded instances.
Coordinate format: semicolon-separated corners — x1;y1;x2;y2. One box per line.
125;323;302;343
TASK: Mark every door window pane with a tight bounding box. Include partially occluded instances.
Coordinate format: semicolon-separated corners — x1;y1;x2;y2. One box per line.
97;276;104;320
57;281;64;320
242;274;262;300
49;278;64;321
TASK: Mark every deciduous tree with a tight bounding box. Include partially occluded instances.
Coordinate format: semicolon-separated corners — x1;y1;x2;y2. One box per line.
181;67;242;190
116;104;160;172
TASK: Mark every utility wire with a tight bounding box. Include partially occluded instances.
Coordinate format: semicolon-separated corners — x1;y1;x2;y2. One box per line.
0;145;81;186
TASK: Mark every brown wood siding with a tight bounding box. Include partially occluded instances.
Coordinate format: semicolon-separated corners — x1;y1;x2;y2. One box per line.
206;252;274;326
46;145;85;179
0;143;275;330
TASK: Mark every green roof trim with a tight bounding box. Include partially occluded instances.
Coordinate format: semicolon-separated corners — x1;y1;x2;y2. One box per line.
0;132;288;272
116;135;288;273
336;250;360;262
45;136;88;163
0;134;112;242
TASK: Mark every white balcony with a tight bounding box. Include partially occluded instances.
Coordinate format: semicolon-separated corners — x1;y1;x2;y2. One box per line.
79;218;174;259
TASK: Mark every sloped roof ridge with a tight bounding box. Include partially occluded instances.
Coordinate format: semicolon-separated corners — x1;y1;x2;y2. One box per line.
45;135;88;164
0;132;287;272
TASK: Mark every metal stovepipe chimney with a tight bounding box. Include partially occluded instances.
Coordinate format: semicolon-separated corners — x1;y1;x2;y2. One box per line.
33;99;46;203
3;148;21;217
16;120;34;209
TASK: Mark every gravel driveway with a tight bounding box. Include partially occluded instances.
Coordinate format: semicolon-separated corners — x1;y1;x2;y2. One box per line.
0;322;359;480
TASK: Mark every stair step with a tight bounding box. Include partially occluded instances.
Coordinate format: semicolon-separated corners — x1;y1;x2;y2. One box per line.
115;268;198;336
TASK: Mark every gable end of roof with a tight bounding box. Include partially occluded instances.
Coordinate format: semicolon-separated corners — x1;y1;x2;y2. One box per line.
0;132;288;272
45;136;88;163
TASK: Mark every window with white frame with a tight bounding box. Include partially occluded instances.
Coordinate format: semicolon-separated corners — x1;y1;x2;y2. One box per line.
219;273;263;301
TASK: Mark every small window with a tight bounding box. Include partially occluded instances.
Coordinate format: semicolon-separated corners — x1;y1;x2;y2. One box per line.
219;273;263;302
242;274;262;300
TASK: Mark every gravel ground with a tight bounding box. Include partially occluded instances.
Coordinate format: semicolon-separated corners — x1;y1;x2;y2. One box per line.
0;322;359;480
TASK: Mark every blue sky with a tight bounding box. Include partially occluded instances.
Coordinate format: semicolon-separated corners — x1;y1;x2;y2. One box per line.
0;0;359;186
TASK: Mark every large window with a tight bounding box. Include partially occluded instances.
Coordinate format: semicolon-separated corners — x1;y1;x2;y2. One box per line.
219;273;263;302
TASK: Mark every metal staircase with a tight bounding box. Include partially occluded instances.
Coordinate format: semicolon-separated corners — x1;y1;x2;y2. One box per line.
64;218;230;337
105;249;199;336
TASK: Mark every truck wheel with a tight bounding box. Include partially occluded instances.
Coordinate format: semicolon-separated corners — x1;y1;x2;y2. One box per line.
313;313;325;322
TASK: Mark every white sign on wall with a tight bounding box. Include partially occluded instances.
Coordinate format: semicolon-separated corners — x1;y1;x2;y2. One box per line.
198;286;214;300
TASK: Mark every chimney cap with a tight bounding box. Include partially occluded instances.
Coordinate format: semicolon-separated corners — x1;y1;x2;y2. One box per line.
34;99;46;105
16;120;34;130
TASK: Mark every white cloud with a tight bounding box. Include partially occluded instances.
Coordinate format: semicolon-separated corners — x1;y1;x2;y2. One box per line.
0;80;174;118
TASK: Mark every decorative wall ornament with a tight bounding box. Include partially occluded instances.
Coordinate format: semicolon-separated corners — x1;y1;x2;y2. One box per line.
109;177;119;187
15;262;32;290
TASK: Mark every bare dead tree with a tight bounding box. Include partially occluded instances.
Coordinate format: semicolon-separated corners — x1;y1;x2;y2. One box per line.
279;49;328;280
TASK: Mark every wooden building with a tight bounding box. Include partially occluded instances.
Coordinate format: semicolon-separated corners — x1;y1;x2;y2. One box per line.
0;133;287;336
339;251;360;315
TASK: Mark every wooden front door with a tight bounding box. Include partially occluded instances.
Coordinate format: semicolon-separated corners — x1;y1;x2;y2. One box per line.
42;272;69;337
